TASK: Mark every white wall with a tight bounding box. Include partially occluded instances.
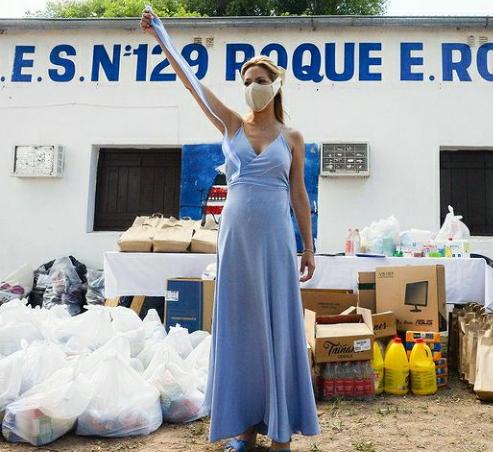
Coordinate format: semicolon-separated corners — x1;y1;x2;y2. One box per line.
0;23;492;276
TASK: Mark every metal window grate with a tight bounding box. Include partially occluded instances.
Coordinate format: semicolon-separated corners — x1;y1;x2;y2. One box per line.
320;143;370;177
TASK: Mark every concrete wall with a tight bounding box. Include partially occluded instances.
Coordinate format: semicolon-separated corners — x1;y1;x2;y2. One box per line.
0;21;492;275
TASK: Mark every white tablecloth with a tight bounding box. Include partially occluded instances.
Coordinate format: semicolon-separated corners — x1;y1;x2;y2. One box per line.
104;252;493;310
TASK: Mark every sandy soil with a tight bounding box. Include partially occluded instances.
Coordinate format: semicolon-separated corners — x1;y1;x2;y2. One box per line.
2;377;492;452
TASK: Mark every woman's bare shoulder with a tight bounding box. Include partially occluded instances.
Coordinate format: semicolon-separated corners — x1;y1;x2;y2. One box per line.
282;126;305;152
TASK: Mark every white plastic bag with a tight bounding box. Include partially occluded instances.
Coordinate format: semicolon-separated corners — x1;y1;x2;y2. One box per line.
0;350;24;420
2;368;92;446
359;215;400;255
436;205;471;241
163;325;194;359
76;353;162;437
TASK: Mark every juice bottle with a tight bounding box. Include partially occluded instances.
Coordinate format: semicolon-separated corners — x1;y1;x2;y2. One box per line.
384;337;409;395
409;339;438;396
371;341;384;395
344;228;354;256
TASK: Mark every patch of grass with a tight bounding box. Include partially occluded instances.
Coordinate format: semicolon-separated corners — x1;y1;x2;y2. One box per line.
309;442;322;451
330;418;344;432
352;440;376;452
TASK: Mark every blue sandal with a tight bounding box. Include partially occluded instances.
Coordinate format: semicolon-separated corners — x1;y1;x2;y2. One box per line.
224;438;255;451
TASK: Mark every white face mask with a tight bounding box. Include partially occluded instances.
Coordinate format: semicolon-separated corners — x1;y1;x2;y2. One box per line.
244;77;282;112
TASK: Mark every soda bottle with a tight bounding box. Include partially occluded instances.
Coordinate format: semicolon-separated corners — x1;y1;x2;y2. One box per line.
316;364;325;400
343;361;355;398
322;363;335;400
334;362;345;397
363;361;376;399
353;361;365;400
344;228;354;256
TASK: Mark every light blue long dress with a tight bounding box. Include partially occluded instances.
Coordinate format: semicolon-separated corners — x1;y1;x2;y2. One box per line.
203;124;321;444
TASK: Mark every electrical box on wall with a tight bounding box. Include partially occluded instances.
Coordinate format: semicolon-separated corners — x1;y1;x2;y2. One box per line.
320;142;370;177
11;145;64;177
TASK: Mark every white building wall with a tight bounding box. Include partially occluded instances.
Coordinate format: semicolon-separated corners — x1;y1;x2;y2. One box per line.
0;22;492;275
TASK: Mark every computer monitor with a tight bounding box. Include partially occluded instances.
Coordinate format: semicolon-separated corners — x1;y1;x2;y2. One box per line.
404;281;428;313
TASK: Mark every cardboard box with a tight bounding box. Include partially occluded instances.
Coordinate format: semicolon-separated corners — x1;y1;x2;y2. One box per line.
301;288;358;316
304;307;374;363
358;272;376;312
165;278;215;333
376;265;447;332
344;306;396;339
372;311;397;339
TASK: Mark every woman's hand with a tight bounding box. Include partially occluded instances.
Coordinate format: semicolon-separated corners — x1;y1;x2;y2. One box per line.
299;251;315;282
140;10;157;39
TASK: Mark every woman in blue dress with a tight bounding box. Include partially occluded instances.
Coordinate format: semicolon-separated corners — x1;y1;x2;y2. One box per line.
141;10;320;452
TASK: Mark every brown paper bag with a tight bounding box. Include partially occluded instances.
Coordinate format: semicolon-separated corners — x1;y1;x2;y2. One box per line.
153;217;196;253
117;216;162;252
191;219;219;253
474;329;493;401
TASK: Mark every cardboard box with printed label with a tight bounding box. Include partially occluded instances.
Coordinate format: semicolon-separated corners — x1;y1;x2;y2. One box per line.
376;265;447;333
301;288;358;316
304;307;374;363
358;272;376;312
165;278;215;333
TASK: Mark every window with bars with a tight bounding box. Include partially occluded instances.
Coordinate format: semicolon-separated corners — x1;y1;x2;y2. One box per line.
440;150;493;236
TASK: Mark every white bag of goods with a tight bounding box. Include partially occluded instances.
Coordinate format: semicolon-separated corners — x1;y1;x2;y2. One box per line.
0;350;24;422
2;368;92;446
76;353;162;437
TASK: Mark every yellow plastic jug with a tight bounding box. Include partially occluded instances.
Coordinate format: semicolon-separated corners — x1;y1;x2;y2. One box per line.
409;339;438;395
385;336;399;357
372;341;384;395
384;337;409;395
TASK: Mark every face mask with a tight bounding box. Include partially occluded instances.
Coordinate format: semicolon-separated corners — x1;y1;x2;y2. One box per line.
244;77;282;112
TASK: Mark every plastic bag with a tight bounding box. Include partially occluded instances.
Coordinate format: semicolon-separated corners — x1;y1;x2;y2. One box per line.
0;322;42;357
110;306;143;333
436;205;471;242
2;368;92;446
360;215;400;256
0;350;24;421
76;353;162;437
0;264;34;305
163;325;194;359
20;342;67;394
86;269;105;305
42;257;86;316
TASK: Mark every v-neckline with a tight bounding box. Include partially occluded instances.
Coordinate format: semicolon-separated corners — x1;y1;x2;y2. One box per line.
241;124;283;158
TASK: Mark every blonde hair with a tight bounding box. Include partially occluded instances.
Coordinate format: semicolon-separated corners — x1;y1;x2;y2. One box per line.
240;55;286;124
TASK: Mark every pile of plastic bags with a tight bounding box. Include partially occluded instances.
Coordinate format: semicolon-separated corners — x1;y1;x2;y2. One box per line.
0;299;210;446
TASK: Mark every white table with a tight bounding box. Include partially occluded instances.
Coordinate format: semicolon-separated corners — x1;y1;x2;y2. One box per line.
104;252;493;310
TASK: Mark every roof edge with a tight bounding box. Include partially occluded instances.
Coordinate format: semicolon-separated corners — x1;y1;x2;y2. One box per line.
0;15;491;31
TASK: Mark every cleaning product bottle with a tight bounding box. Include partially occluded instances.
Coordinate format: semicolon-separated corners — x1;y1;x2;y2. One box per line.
409;339;438;396
372;341;384;395
384;337;409;395
385;336;399;357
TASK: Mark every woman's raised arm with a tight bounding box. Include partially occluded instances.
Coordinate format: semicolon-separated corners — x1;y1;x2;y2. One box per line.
140;9;242;137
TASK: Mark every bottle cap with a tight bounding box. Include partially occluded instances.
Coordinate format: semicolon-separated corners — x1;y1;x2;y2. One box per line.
415;338;424;344
393;337;402;344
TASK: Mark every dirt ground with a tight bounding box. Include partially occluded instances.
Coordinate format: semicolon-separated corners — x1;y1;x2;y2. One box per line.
2;376;493;452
